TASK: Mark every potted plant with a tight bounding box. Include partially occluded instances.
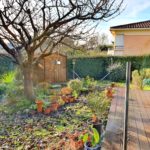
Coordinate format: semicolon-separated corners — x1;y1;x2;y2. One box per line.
44;107;52;114
86;92;110;135
106;87;113;98
61;87;73;95
51;101;60;111
82;76;97;92
35;100;44;112
81;127;101;150
43;101;51;114
67;79;83;98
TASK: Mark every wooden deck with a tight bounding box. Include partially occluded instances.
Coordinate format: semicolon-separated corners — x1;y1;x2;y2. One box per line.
102;87;150;150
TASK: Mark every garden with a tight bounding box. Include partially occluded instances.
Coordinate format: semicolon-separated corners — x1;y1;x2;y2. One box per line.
0;72;113;150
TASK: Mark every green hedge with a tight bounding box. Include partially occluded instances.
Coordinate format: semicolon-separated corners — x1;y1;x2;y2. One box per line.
67;55;150;81
0;56;14;75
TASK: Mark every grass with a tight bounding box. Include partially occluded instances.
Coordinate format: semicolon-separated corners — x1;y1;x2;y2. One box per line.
143;86;150;91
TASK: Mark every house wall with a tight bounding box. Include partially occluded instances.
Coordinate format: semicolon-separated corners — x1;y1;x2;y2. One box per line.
124;35;150;56
111;29;150;56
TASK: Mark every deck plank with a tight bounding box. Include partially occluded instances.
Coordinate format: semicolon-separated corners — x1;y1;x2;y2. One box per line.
102;88;124;150
127;92;140;150
102;88;150;150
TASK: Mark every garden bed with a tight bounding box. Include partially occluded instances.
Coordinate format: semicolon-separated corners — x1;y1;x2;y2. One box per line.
0;74;113;149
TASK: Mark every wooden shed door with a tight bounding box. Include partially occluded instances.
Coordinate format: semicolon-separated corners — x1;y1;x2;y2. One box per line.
46;57;66;83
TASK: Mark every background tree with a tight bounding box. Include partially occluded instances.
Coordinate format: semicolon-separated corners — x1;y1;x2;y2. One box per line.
99;33;109;46
87;35;99;50
0;0;123;100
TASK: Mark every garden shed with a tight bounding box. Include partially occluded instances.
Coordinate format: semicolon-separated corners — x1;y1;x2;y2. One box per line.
34;52;67;83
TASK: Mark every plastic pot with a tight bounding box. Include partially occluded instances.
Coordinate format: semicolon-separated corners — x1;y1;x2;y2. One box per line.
93;122;103;136
84;142;101;150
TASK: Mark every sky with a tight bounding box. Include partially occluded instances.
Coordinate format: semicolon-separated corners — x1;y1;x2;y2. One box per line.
98;0;150;43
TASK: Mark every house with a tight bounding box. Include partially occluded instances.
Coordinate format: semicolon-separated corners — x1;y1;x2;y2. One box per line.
108;20;150;56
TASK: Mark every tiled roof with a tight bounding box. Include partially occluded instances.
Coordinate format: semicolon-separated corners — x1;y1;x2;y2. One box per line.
110;20;150;30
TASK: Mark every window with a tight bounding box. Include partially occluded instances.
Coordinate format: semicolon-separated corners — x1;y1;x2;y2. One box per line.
115;34;124;50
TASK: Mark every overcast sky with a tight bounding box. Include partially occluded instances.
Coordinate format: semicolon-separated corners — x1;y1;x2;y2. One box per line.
98;0;150;43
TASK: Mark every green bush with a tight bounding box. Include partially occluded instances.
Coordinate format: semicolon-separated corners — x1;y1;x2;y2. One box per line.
68;79;83;97
0;97;32;114
106;62;126;82
0;70;24;103
143;79;150;86
0;57;14;75
86;92;110;120
82;76;97;89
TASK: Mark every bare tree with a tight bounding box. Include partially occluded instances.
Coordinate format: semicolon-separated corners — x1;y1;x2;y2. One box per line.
99;33;109;45
87;35;99;50
0;0;123;100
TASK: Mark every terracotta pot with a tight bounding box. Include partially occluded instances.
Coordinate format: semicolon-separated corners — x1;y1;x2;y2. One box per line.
106;87;113;98
51;102;60;111
61;87;72;95
36;100;43;113
44;107;51;114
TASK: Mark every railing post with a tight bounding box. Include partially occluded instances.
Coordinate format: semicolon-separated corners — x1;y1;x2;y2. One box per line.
123;62;131;150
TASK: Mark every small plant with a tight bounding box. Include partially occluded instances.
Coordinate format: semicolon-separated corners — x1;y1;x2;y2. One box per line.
81;127;101;148
0;71;16;84
82;76;97;89
58;97;65;106
68;79;83;97
86;92;110;122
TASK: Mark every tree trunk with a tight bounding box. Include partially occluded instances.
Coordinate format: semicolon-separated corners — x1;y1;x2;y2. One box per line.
22;65;35;100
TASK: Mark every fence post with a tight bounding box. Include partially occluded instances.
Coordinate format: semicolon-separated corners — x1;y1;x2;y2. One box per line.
123;62;131;150
72;59;76;79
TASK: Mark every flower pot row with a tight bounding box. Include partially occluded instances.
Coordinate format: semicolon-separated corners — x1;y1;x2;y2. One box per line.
35;100;60;114
35;95;76;114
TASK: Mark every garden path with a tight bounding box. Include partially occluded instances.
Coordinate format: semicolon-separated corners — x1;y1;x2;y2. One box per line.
102;87;150;150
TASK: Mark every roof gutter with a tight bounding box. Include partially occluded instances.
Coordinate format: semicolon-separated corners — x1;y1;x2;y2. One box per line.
110;28;150;31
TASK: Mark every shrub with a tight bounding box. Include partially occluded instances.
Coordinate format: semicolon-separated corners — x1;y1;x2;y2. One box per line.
132;70;143;89
143;79;150;86
0;70;24;103
86;92;110;120
68;79;83;97
140;68;150;79
107;62;126;82
34;82;51;99
82;76;97;89
1;97;32;114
